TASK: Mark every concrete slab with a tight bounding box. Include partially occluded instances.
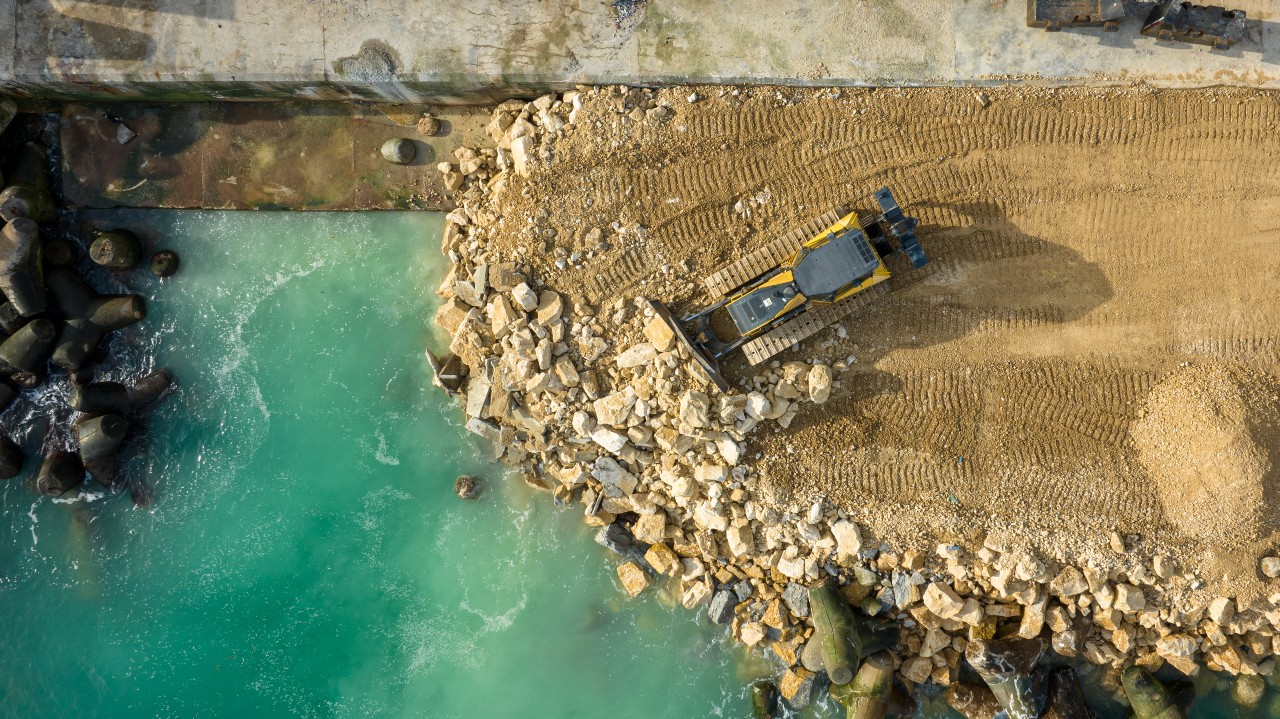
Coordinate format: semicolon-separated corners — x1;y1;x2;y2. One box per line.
3;1;1280;99
60;103;491;210
957;0;1279;87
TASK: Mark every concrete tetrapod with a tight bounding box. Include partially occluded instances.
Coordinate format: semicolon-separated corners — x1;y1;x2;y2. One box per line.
75;413;128;489
0;217;47;316
1121;667;1183;719
0;319;57;388
69;381;132;416
1044;667;1094;719
946;682;1005;719
0;302;23;334
752;680;779;719
36;451;84;496
0;435;23;479
808;581;863;685
47;268;145;372
829;652;893;719
126;368;174;410
964;637;1047;719
0;382;16;414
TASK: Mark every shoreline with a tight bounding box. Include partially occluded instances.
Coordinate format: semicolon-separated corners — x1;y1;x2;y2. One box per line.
426;83;1280;711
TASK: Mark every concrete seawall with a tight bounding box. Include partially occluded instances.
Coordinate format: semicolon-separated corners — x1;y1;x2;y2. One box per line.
2;1;1278;102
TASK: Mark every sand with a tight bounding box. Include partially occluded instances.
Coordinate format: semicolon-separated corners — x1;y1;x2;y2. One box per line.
476;84;1280;603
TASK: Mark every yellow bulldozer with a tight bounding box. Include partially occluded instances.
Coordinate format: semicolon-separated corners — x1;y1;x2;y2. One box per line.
649;187;928;391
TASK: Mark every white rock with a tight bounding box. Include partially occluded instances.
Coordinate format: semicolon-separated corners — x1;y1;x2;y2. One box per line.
776;555;807;580
1262;557;1280;578
642;315;677;351
808;364;832;404
681;580;712;609
592;457;637;496
831;520;863;564
632;514;667;544
593;388;636;426
716;436;741;465
1114;583;1145;612
727;525;754;556
679;391;711;428
694;503;729;532
510;135;535;175
616;343;658;368
923;582;966;620
591;427;629;453
511;282;539;311
1049;566;1089;597
745;392;770;420
694;463;729;484
1208;597;1236;625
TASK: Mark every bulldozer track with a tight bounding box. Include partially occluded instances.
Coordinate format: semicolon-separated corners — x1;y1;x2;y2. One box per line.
741;283;890;365
703;208;846;300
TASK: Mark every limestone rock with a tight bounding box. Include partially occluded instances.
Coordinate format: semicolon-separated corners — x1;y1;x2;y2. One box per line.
643;314;676;351
1262;557;1280;578
679;391;711;428
592;457;638;496
1155;633;1197;660
1049;566;1088;597
593;388;636;427
633;513;667;545
617;561;650;596
779;667;818;708
645;542;681;576
1207;597;1235;625
511;282;539;311
925;582;966;620
591;426;628;453
1114;583;1145;612
727;524;754;556
709;589;739;624
616;343;657;369
510;135;535;175
808;364;832;404
831;520;863;564
535;290;563;325
681;580;712;609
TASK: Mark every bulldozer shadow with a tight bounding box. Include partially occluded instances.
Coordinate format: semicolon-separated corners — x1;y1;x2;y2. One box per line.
769;200;1115;429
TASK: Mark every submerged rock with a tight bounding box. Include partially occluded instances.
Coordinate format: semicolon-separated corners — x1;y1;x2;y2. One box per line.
752;680;778;719
454;474;479;499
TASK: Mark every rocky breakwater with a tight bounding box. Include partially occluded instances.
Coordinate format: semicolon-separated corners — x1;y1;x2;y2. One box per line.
0;107;179;508
426;87;1280;714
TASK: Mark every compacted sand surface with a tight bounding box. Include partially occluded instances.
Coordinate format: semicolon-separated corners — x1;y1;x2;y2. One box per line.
471;84;1280;604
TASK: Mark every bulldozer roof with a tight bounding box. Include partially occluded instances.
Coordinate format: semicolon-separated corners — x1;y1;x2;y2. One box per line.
792;228;881;301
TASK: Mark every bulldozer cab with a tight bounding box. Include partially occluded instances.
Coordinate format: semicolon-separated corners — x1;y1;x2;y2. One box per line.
792;228;882;303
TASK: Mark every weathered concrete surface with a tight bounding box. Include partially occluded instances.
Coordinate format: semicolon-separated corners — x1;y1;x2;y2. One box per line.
1;1;1277;101
60;103;490;210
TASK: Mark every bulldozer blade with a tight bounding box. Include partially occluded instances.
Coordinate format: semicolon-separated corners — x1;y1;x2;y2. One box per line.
647;299;730;392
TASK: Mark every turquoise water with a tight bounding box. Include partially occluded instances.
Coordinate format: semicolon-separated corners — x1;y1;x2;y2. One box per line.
0;211;760;718
0;210;1267;719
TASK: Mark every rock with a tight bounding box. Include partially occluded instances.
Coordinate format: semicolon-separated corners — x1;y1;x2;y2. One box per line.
924;582;966;620
149;250;180;277
617;561;650;597
779;667;818;708
416;114;441;136
454;475;479;499
694;503;729;532
380;137;416;165
777;554;808;580
535;290;563;325
595;522;638;557
644;542;680;576
511;282;539;311
678;391;711;428
808;364;832;404
642;314;676;351
682;580;712;609
726;524;754;556
900;656;933;684
1234;674;1265;708
443;171;464;191
1155;633;1197;660
615;343;657;368
591;457;638;496
708;589;739;624
593;388;636;427
590;426;628;453
1207;597;1235;625
632;513;666;544
1019;592;1048;639
831;520;863;564
1261;556;1280;578
737;619;762;647
782;582;810;618
510;135;535;175
1114;583;1145;612
745;392;770;420
693;463;729;483
89;229;142;270
716;436;741;465
1049;566;1088;597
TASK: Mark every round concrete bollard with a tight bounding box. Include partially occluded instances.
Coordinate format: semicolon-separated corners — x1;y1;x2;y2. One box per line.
37;451;84;496
76;414;128;464
43;237;77;267
381;138;416;165
0;435;24;479
70;381;132;417
0;217;48;316
0;184;56;225
150;250;180;277
454;475;480;499
0;319;57;388
89;229;143;270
